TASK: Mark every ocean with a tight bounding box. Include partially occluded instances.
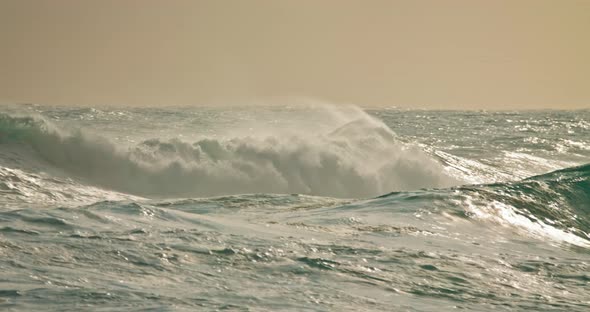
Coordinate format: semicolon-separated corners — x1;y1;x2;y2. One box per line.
0;103;588;311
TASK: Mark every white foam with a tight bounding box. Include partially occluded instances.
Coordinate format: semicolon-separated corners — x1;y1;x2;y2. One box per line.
1;105;459;198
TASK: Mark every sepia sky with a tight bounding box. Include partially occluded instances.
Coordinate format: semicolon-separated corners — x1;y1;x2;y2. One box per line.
1;0;589;109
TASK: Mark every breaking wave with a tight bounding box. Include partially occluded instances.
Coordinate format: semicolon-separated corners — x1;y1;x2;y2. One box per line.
0;108;458;198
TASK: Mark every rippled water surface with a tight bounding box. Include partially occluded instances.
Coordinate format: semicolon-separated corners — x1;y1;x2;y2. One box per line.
0;104;589;311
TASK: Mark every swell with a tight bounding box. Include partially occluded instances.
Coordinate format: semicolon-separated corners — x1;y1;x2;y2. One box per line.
466;164;590;236
377;163;590;246
0;112;458;198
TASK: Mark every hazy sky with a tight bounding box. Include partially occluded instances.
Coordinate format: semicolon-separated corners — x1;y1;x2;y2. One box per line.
1;0;589;109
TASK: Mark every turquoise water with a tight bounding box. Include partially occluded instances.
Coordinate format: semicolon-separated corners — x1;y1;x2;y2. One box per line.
0;104;589;311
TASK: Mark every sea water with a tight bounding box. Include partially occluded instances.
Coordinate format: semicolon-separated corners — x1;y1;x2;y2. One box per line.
0;103;588;311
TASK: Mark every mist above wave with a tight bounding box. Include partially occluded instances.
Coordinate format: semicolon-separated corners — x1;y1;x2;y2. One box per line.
0;105;458;198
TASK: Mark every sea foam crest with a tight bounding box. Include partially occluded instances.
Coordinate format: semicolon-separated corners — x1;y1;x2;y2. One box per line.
0;106;458;198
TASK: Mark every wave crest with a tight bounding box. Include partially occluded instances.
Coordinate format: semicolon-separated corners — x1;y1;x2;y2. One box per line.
0;107;457;198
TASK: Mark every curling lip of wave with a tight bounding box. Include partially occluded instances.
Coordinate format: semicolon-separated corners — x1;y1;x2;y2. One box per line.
0;112;458;198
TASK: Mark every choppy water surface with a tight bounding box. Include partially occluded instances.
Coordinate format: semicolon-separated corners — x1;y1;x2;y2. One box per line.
0;103;589;311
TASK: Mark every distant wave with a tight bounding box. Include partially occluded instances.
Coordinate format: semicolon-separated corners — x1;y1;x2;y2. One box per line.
0;109;458;198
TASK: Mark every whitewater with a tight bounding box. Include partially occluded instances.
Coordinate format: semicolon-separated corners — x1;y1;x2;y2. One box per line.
0;103;589;311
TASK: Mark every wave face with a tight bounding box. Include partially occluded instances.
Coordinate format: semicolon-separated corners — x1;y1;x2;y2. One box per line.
0;104;589;311
374;163;590;247
0;107;457;198
465;164;590;243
